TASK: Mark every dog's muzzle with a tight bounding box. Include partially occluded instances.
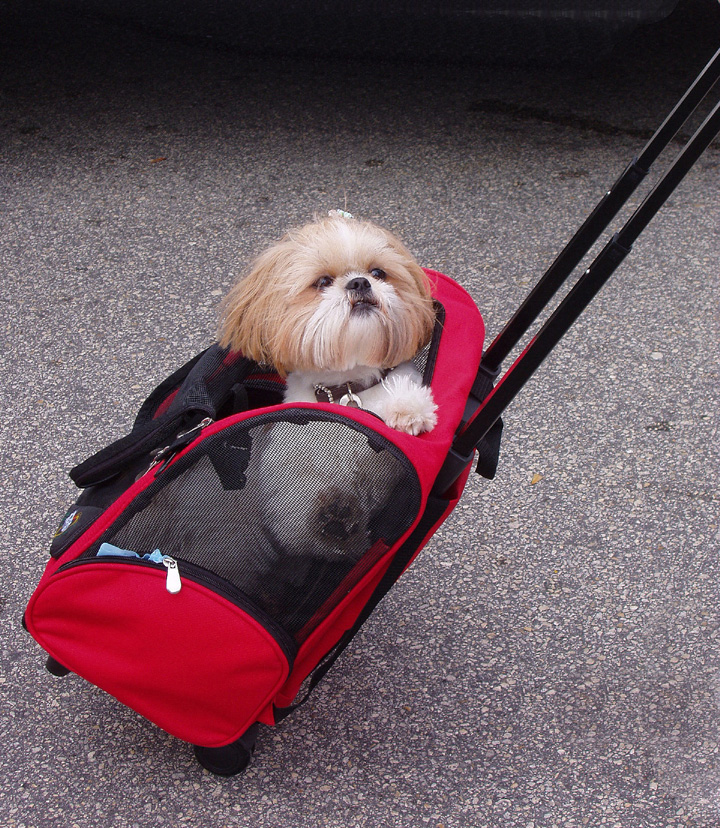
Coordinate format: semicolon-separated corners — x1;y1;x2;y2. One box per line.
346;277;379;312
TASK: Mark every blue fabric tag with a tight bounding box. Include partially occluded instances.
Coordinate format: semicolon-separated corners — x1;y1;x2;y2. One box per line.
97;543;164;563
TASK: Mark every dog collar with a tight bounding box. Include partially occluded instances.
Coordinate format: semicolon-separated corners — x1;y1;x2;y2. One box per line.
314;372;388;408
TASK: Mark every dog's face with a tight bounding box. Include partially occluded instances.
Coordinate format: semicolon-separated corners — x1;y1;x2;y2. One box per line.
219;216;435;376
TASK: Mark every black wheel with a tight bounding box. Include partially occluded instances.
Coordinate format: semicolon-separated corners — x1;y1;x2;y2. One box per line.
194;723;259;776
45;656;71;677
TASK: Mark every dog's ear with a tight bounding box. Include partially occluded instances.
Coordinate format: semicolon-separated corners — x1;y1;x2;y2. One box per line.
218;247;289;375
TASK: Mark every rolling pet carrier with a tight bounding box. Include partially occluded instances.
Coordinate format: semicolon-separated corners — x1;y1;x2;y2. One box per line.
24;46;720;775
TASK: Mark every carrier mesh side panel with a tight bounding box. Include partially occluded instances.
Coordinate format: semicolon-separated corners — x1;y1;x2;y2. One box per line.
164;346;231;416
94;412;420;638
161;347;261;420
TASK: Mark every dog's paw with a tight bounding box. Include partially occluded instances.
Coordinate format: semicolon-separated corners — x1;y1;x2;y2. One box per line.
381;375;438;435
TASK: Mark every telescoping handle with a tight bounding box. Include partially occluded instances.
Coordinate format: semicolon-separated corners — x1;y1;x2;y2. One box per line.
480;45;720;375
432;46;720;496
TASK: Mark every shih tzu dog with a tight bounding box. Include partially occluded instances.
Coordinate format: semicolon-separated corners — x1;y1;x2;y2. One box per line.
113;215;436;633
218;212;438;435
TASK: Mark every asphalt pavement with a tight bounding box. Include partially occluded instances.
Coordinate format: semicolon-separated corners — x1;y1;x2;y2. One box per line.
1;1;719;826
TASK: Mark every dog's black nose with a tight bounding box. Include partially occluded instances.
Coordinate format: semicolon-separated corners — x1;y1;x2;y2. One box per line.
346;276;372;294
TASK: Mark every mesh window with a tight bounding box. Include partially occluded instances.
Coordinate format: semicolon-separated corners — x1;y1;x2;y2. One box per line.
92;411;421;640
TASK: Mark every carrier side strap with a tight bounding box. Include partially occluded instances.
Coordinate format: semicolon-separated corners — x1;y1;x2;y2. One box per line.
274;493;451;721
465;364;503;481
70;346;256;487
69;410;194;487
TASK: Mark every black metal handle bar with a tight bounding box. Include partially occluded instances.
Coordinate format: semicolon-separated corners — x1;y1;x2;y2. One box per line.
458;97;720;459
480;45;720;375
432;52;720;496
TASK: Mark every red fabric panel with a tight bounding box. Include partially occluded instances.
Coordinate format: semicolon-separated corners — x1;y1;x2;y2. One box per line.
27;563;290;747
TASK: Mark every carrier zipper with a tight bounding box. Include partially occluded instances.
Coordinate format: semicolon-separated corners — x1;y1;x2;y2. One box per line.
162;556;182;594
55;555;297;664
149;417;215;474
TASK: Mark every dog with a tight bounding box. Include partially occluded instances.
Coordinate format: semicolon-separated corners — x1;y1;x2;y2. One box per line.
218;212;438;435
113;215;433;633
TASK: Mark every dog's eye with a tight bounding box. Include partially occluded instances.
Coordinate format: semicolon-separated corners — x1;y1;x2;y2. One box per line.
314;275;334;290
370;268;387;280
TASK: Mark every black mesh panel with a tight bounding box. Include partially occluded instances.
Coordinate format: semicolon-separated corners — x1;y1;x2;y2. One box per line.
92;411;420;639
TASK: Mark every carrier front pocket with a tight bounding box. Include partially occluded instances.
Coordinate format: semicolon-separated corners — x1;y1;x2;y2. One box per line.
27;555;295;747
26;407;422;747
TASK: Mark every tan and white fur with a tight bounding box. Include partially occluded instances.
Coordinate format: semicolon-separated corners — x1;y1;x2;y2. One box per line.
219;213;438;435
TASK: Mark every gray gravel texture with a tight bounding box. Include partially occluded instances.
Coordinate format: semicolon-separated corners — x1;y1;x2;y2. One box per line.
1;1;719;826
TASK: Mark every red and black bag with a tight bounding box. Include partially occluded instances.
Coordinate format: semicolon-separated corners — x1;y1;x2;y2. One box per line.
24;48;720;775
24;270;500;775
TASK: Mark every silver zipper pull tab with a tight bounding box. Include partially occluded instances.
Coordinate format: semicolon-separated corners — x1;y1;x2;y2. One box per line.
162;556;182;594
175;417;214;442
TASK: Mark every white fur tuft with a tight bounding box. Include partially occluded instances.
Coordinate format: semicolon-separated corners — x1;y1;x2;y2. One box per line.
379;372;438;436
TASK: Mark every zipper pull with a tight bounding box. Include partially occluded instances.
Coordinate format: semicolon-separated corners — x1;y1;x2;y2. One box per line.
149;417;215;476
175;417;214;442
162;556;182;594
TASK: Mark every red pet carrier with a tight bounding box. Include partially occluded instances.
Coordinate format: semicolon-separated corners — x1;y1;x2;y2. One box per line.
24;47;720;775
